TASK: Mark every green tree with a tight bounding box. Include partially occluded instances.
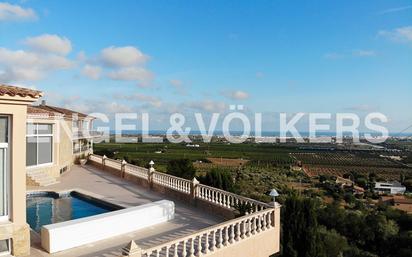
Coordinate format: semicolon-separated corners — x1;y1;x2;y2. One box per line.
201;168;234;191
166;159;196;179
318;226;348;257
282;195;324;257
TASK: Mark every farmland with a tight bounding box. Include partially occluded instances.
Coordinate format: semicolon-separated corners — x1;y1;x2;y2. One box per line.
291;152;412;180
94;142;295;171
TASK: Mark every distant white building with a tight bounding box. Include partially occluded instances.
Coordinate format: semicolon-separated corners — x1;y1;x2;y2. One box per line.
374;181;406;195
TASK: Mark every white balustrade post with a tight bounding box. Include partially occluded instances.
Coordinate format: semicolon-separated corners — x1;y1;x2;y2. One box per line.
102;155;107;170
122;241;142;257
191;177;199;204
121;160;127;178
148;160;155;188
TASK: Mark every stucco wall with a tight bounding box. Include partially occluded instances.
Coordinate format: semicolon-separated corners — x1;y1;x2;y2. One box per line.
0;95;36;256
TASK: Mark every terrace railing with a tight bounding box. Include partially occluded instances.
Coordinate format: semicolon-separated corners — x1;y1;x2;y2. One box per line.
152;171;191;194
88;154;270;213
141;207;276;257
125;164;148;180
87;154;280;257
196;184;269;212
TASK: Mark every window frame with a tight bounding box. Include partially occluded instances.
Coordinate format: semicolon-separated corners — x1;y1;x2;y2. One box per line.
0;116;10;222
26;123;54;168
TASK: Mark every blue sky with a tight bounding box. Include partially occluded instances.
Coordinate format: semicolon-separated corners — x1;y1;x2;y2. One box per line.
0;0;411;132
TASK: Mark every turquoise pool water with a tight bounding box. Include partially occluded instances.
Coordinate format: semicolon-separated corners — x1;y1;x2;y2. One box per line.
26;191;119;233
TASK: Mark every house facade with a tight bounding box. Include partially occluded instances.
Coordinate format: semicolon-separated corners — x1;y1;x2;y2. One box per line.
0;84;97;256
0;84;42;256
374;181;406;195
26;101;97;186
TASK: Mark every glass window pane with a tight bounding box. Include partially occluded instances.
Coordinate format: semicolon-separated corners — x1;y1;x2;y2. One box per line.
37;124;52;135
0;149;5;216
26;123;36;135
0;118;7;143
26;137;37;166
0;239;9;253
38;136;52;164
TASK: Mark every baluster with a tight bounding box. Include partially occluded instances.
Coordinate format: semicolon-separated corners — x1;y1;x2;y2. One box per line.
210;231;215;251
229;224;235;243
240;220;246;239
172;243;178;257
165;246;169;257
235;222;240;241
189;238;195;257
182;240;187;257
224;226;229;245
268;211;273;228
218;192;222;205
244;218;250;237
256;215;262;233
218;228;223;248
204;233;209;254
262;213;267;231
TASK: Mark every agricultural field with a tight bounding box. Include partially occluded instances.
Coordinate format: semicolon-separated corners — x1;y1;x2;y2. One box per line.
291;152;412;180
94;142;295;171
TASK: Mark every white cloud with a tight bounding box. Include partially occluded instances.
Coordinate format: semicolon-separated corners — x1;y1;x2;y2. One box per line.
352;49;376;57
24;34;72;55
378;6;412;15
0;2;37;21
81;65;101;80
324;50;376;59
118;93;162;108
108;67;153;85
256;72;264;78
0;47;73;82
183;100;227;113
222;90;250;100
170;79;183;87
323;52;344;60
169;79;188;95
378;26;412;44
345;104;379;112
100;46;148;67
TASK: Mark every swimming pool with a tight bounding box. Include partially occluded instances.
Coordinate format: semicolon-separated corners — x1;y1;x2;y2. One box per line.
26;191;121;233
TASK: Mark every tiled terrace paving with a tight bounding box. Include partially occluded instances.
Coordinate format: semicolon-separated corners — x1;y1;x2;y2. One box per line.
27;155;280;257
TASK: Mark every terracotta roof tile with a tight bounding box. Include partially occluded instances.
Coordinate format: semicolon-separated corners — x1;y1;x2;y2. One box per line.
28;104;93;119
0;84;43;98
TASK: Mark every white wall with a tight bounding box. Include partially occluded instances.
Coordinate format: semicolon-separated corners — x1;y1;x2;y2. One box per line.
41;200;175;253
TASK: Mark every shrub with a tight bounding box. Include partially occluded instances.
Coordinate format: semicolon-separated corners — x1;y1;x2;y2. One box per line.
166;159;196;179
200;168;234;192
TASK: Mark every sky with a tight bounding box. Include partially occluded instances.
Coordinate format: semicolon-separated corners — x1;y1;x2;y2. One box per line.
0;0;411;133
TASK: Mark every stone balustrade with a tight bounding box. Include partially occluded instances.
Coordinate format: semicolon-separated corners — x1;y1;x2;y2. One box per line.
88;154;269;213
140;207;276;257
88;154;280;257
125;164;149;180
197;184;268;213
152;172;191;194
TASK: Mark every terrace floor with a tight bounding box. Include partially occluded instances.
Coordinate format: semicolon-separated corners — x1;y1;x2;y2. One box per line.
27;165;223;257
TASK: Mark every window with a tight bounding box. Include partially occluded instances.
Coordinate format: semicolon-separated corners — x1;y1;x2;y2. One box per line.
0;239;10;255
26;123;53;167
0;117;9;220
